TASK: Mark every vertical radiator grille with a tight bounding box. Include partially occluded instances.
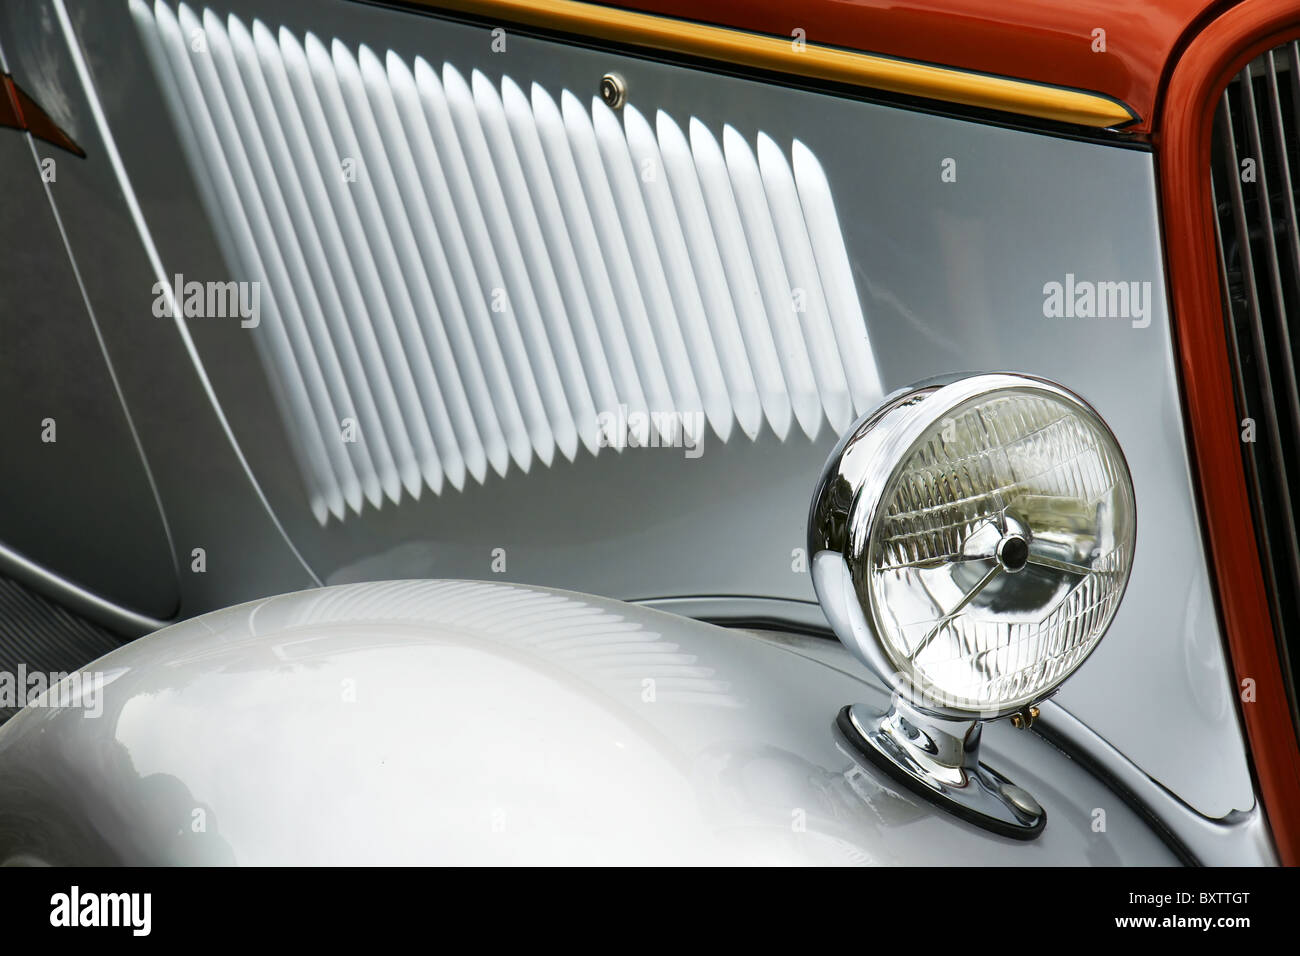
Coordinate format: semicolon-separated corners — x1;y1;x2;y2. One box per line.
130;1;882;523
1211;45;1300;729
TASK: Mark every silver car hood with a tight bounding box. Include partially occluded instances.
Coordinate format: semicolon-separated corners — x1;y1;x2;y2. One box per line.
0;580;1177;865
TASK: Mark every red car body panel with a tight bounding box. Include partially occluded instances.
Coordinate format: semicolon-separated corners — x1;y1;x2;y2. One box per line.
1160;0;1300;867
600;0;1225;133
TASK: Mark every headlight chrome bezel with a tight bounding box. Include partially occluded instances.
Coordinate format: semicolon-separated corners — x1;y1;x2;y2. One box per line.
810;372;1136;838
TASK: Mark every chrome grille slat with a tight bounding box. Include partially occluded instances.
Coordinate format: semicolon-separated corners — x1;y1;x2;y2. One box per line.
132;0;883;522
1213;52;1300;731
1224;85;1300;546
1265;53;1300;295
1256;57;1300;452
1239;66;1291;349
1220;93;1292;496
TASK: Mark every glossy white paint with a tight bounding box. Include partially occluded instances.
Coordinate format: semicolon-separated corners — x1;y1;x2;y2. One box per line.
0;581;1178;865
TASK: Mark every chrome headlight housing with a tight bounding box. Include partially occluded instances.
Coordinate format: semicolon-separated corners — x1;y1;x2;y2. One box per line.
810;373;1136;835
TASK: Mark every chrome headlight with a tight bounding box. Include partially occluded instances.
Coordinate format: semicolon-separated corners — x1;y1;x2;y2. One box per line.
809;373;1135;836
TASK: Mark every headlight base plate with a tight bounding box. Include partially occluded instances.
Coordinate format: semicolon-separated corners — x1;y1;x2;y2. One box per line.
835;702;1046;840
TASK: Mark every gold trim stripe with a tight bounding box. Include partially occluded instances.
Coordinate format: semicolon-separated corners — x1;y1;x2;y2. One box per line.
408;0;1138;128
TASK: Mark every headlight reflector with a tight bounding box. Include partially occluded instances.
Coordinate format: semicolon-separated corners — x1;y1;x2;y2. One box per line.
866;385;1135;714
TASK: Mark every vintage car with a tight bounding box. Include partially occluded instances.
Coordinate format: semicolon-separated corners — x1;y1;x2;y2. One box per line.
0;0;1296;868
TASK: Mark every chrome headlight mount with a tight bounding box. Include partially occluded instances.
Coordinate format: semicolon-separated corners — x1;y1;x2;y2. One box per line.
810;374;1136;838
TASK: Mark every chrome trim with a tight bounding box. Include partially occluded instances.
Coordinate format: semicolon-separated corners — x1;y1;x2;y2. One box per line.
836;700;1045;840
806;373;1136;837
0;542;166;637
807;373;1134;720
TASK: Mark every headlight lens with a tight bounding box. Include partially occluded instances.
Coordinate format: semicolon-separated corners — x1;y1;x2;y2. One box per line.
866;385;1135;713
810;374;1136;719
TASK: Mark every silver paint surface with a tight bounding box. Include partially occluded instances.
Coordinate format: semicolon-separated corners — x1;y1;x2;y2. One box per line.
0;581;1180;865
